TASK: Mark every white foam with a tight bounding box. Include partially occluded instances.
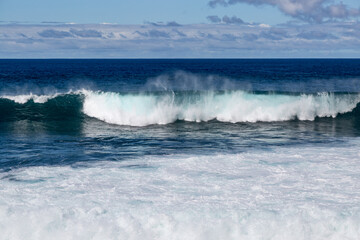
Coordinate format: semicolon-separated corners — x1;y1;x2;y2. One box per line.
1;93;60;104
83;91;360;126
1;141;360;239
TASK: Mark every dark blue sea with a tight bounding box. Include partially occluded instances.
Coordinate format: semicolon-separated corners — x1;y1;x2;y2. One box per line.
1;59;360;239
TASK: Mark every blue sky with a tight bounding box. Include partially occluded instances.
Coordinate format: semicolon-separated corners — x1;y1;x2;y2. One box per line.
1;0;360;58
0;0;292;25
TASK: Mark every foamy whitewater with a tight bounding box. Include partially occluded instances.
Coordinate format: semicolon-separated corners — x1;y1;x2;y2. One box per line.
82;90;360;126
1;142;360;239
1;59;360;239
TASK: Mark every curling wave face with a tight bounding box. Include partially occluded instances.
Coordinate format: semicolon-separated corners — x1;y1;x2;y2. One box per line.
1;90;360;126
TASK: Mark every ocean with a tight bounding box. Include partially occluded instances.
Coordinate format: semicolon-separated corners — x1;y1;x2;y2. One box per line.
1;59;360;239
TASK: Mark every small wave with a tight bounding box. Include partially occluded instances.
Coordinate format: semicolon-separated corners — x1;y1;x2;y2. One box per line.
1;93;61;104
0;93;83;121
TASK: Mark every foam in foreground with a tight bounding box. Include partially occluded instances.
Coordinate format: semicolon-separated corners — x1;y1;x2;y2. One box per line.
1;140;360;239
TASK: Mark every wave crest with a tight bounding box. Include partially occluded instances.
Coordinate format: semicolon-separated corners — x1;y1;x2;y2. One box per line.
1;93;60;104
82;91;360;126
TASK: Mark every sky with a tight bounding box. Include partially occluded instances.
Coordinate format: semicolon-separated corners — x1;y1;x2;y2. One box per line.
1;0;360;58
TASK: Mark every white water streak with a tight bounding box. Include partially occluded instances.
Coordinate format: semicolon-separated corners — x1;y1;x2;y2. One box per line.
1;93;60;104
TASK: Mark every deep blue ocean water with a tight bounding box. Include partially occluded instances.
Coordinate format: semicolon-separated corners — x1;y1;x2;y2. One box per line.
1;59;360;239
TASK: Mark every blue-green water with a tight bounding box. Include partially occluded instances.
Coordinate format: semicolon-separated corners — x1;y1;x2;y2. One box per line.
1;59;360;239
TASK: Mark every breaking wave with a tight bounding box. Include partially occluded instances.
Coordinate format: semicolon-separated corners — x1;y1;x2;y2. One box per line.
1;90;360;126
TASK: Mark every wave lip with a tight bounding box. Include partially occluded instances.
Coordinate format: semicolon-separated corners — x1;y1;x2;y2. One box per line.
82;91;360;126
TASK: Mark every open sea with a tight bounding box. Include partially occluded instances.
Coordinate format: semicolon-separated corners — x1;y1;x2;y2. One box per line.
1;59;360;239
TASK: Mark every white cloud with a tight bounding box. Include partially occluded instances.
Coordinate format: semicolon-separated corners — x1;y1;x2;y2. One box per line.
0;22;360;58
209;0;360;22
